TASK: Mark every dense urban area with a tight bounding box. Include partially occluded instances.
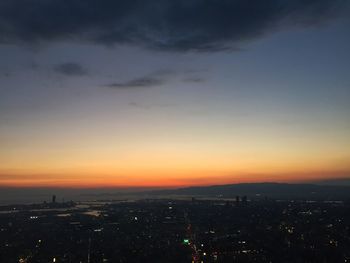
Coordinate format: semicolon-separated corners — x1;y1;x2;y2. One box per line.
0;196;349;263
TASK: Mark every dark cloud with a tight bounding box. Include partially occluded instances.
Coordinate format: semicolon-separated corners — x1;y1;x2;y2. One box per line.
54;63;88;76
0;0;347;51
106;69;178;89
106;77;164;89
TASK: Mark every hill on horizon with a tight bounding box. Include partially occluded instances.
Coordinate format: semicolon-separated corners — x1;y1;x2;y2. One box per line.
1;181;350;204
150;182;350;200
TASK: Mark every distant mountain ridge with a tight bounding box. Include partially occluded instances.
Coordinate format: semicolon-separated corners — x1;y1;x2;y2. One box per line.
313;178;350;186
1;181;350;205
150;182;350;200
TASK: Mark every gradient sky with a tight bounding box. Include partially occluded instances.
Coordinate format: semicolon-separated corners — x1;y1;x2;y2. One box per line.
1;0;350;187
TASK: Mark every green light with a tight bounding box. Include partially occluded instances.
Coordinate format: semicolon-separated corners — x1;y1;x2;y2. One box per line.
183;239;190;244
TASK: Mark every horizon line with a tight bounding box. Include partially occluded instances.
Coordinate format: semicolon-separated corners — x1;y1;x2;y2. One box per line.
1;178;350;190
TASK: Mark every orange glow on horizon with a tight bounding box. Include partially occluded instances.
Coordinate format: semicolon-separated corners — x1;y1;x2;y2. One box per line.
1;115;349;188
1;169;349;188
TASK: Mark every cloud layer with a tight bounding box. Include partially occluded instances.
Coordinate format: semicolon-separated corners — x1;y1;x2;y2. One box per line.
107;76;164;89
54;63;88;76
0;0;347;51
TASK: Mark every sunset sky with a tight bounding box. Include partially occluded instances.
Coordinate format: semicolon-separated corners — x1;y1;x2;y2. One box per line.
1;0;350;188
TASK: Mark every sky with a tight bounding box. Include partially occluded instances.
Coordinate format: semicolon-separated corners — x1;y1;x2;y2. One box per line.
0;0;350;188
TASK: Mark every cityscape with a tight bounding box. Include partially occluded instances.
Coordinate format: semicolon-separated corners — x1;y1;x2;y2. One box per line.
1;186;350;263
1;0;350;262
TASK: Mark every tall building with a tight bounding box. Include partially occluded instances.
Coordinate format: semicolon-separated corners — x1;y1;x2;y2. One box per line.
242;196;248;206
